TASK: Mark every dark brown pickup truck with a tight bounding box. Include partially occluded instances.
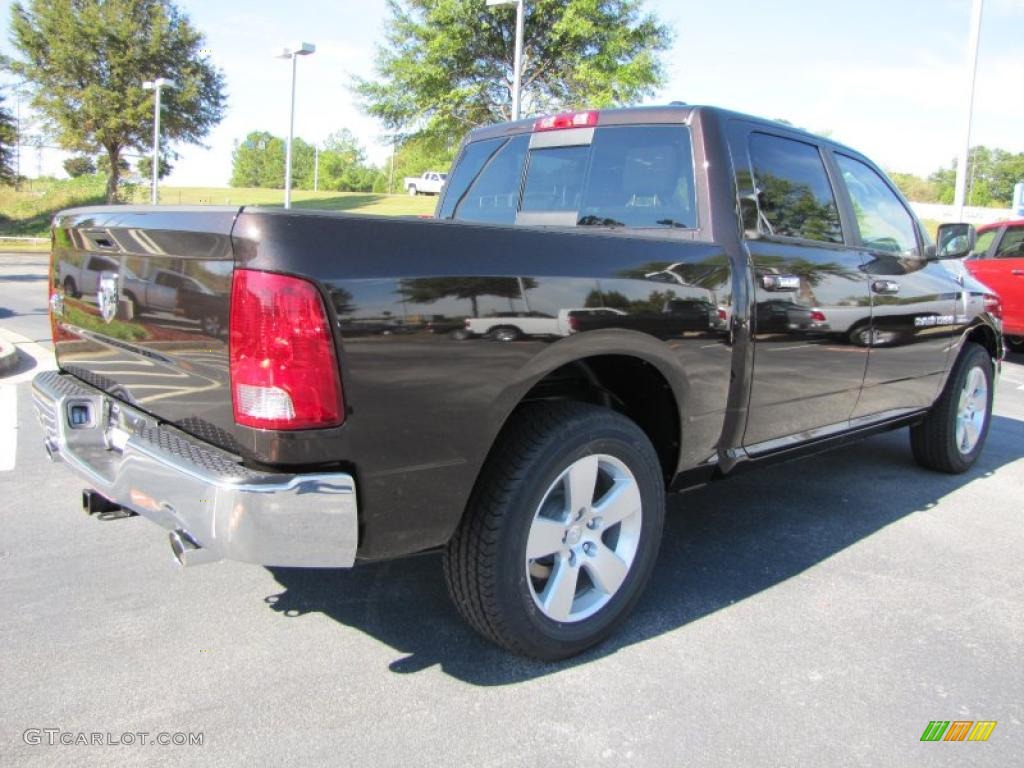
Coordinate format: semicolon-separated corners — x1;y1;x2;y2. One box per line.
34;105;1004;659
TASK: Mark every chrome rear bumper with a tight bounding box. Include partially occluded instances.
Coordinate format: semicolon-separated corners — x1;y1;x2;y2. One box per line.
31;370;358;567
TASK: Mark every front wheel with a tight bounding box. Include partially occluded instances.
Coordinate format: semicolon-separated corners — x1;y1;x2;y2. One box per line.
1007;336;1024;353
443;401;665;660
910;341;993;474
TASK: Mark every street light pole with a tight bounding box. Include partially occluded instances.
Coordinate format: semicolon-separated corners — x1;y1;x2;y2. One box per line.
142;78;175;206
954;0;984;222
487;0;525;120
274;42;316;209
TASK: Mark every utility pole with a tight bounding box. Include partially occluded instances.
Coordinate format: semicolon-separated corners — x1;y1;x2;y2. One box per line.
274;43;316;209
142;78;176;205
954;0;984;222
314;144;319;192
487;0;525;120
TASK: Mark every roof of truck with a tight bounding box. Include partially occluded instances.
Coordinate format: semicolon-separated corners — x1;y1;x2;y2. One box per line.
466;104;856;156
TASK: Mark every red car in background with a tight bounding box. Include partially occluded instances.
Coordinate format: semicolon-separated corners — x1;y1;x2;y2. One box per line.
965;219;1024;352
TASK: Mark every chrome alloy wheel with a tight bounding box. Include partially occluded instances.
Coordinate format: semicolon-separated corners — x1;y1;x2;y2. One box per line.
956;365;989;455
525;454;642;623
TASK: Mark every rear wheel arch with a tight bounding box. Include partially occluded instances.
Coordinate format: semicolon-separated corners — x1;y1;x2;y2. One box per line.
483;341;688;489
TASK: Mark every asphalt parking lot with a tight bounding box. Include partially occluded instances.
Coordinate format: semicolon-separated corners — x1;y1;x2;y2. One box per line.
1;253;1021;766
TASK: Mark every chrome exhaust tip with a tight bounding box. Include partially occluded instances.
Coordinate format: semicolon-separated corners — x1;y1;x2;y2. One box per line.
169;530;221;568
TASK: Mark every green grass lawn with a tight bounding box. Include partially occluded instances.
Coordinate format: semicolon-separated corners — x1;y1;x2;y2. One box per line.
0;176;951;248
0;177;437;241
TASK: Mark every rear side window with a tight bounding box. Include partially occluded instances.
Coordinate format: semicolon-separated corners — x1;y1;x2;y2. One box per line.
748;133;843;244
447;135;530;225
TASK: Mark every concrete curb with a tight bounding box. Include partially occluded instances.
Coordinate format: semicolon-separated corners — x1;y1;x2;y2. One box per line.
0;334;18;376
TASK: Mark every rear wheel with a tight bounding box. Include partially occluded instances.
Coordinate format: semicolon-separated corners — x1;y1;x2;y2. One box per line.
407;185;418;196
64;276;79;299
443;401;665;660
1008;336;1024;353
911;342;993;474
491;325;522;343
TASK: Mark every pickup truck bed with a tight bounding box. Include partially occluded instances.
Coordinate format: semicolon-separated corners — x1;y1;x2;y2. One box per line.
35;105;1004;659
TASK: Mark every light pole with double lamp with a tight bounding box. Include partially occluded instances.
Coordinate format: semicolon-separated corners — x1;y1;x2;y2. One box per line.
273;42;316;209
142;78;175;205
486;0;524;120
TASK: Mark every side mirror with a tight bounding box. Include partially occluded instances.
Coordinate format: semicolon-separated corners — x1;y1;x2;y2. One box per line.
934;222;976;260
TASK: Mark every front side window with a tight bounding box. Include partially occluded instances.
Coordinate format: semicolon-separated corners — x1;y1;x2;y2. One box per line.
748;133;843;244
995;227;1024;258
969;229;997;259
836;154;918;256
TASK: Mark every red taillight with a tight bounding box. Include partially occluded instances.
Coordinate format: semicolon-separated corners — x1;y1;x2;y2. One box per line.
568;315;580;332
229;270;343;430
717;308;727;321
809;309;827;323
984;293;1002;319
533;110;599;132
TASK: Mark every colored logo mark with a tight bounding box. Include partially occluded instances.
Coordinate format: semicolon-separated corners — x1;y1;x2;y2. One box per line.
920;721;997;742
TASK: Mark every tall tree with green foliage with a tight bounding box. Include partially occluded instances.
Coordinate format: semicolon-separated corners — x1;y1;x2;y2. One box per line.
356;0;672;139
928;146;1024;207
63;155;97;178
0;93;16;183
7;0;226;202
230;131;286;188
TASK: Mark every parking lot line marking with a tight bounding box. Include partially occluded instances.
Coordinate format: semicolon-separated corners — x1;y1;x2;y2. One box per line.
0;326;56;385
0;385;16;471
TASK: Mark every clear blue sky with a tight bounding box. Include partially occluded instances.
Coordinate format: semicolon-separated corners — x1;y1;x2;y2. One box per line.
1;0;1022;186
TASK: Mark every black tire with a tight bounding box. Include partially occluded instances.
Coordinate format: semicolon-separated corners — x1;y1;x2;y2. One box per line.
490;325;522;343
910;342;993;474
1008;336;1024;354
64;276;79;299
407;185;417;196
443;401;665;660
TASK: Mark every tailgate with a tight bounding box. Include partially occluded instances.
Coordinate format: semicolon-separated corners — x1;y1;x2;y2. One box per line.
51;207;243;453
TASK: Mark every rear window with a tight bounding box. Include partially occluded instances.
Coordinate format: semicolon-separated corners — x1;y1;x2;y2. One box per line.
441;125;697;230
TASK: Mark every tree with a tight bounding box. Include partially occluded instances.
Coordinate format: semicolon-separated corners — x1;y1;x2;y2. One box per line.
389;134;456;191
230;131;286;188
317;130;383;192
8;0;226;202
928;146;1024;207
396;276;537;317
887;172;938;203
0;93;15;183
356;0;672;139
63;155;97;178
138;154;174;182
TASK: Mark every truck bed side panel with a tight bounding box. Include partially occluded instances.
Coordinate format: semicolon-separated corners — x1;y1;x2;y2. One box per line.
233;209;736;559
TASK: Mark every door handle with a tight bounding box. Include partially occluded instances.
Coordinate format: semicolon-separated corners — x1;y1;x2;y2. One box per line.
761;274;801;291
1012;269;1024;276
872;280;900;295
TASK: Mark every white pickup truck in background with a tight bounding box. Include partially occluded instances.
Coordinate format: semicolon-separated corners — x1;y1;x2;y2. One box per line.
404;171;447;196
